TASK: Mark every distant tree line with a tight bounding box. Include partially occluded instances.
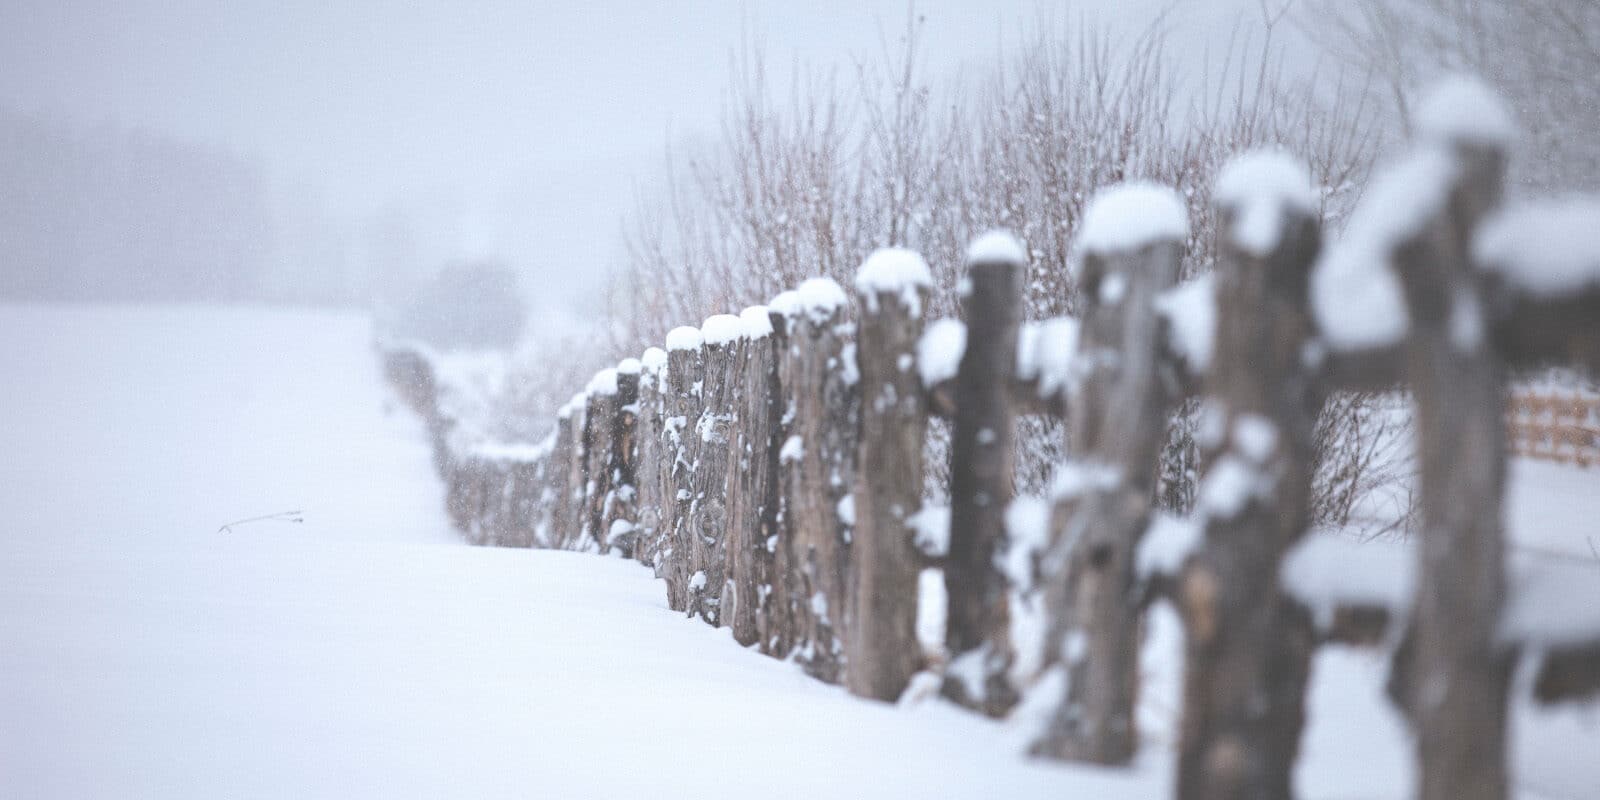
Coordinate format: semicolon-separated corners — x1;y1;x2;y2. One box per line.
0;110;277;302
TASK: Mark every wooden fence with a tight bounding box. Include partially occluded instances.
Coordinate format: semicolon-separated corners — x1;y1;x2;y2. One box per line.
382;79;1599;800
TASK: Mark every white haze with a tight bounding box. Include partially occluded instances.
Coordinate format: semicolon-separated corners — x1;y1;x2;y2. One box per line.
0;0;1283;313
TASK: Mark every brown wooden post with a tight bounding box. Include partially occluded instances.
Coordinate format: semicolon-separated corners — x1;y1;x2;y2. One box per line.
686;315;743;625
777;279;857;682
662;327;705;613
600;361;641;556
633;348;668;568
942;232;1026;715
1033;183;1187;764
765;292;803;659
581;370;619;553
725;306;780;647
1175;151;1322;800
847;249;932;701
1385;86;1513;800
562;392;590;551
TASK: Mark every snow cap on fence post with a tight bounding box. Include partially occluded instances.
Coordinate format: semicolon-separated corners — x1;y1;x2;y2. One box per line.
640;346;668;374
1475;196;1600;298
701;314;744;347
665;325;703;352
739;305;774;339
1309;147;1457;351
1074;181;1189;261
855;247;933;316
966;230;1027;267
768;289;803;319
1214;149;1319;259
1415;74;1517;150
586;368;618;396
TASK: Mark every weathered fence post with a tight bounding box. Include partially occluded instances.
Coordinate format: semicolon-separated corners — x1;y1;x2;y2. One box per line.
581;369;619;552
1393;108;1514;800
663;327;704;611
725;306;780;647
686;314;742;625
600;360;641;556
777;279;857;682
1175;151;1322;800
633;347;668;568
1305;79;1532;800
847;248;932;701
942;232;1026;715
1033;182;1187;764
765;292;803;659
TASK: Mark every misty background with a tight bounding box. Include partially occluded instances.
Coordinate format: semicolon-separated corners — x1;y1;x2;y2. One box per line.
0;0;1277;314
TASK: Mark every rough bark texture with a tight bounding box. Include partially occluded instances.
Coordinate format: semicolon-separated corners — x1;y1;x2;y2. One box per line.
633;365;664;568
562;403;589;551
942;254;1024;715
725;329;780;647
1386;140;1512;800
600;370;639;557
662;346;703;612
1176;196;1322;800
780;304;857;682
688;339;738;625
581;389;616;553
764;312;800;659
1033;240;1182;764
847;285;928;702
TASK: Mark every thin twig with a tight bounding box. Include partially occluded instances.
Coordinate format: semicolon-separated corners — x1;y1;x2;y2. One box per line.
217;510;304;534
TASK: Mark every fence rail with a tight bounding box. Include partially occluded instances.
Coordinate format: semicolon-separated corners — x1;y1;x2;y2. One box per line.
383;78;1600;800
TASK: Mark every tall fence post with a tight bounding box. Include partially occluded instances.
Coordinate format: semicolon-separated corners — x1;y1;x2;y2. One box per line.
663;327;705;611
1175;151;1322;799
725;306;780;647
847;249;932;701
778;279;857;682
634;348;668;569
581;370;619;553
942;232;1026;715
601;360;641;556
766;293;803;659
687;315;743;625
1387;85;1513;800
1033;182;1187;764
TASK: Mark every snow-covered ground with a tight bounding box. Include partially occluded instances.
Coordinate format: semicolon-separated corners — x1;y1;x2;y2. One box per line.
0;304;1595;798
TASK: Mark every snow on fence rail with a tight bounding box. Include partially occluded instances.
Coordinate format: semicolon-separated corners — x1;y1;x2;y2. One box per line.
381;78;1600;800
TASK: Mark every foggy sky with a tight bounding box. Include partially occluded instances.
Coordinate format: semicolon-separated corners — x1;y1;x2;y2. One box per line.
1;0;1271;306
